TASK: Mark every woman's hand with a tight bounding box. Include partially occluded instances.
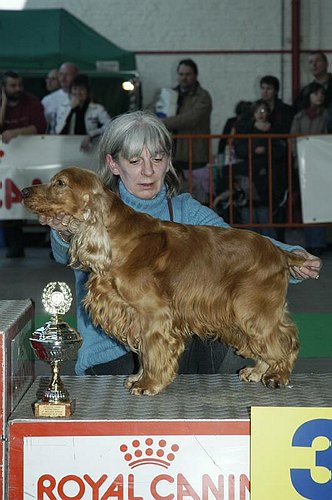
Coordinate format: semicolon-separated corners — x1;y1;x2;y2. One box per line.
254;121;271;132
289;249;322;280
80;135;92;152
254;145;266;155
39;213;75;241
1;129;19;143
70;95;80;109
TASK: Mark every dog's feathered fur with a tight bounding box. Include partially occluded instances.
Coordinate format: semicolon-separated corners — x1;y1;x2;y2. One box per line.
22;166;306;395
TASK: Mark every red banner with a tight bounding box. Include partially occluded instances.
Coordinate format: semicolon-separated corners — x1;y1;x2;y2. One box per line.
0;135;95;220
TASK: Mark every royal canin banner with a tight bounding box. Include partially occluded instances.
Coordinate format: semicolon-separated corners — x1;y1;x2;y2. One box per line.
0;135;96;220
8;420;250;500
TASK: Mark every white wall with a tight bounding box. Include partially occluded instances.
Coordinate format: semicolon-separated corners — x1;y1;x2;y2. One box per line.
24;0;332;148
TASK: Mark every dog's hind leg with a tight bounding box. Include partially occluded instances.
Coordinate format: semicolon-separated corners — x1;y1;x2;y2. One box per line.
128;316;185;396
239;311;299;388
261;324;299;388
261;315;299;388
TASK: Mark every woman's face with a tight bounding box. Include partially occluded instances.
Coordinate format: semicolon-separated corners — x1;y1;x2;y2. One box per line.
106;145;170;199
71;86;88;106
254;105;269;122
310;89;325;107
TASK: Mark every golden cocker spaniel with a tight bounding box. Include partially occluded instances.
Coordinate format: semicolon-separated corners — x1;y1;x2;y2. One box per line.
22;166;306;395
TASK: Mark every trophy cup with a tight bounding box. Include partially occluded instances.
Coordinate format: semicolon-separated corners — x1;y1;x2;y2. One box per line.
30;282;82;417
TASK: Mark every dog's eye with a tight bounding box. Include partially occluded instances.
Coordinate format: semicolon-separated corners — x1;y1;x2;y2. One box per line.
54;179;66;187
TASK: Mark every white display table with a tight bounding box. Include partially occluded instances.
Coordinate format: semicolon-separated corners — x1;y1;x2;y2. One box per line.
2;300;332;500
7;373;332;500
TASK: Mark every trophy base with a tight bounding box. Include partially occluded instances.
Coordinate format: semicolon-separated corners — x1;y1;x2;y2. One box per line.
34;400;74;418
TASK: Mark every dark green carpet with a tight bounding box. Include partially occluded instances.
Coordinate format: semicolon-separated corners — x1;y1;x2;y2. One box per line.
293;313;332;358
34;313;332;359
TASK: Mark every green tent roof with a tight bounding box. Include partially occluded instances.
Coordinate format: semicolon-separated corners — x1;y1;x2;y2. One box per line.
0;8;136;71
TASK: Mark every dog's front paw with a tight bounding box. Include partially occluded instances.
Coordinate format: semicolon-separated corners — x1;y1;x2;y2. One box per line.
125;373;141;390
262;372;289;389
239;366;262;383
129;380;163;396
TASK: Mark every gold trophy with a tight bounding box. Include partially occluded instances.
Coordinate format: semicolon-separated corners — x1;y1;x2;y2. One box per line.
30;282;82;417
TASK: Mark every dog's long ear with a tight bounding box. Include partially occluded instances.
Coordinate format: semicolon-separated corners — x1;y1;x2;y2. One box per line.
78;185;112;225
70;187;114;273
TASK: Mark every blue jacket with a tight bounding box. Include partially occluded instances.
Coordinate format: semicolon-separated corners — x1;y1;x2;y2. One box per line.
51;181;302;375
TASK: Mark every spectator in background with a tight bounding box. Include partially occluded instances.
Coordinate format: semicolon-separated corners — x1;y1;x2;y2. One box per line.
160;59;212;204
42;68;60;133
260;75;295;133
45;68;60;93
295;51;332;111
259;75;295;241
214;101;252;222
233;100;288;237
42;62;79;133
0;70;47;258
0;70;46;143
327;99;332;132
56;74;111;151
290;82;328;256
217;100;252;163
